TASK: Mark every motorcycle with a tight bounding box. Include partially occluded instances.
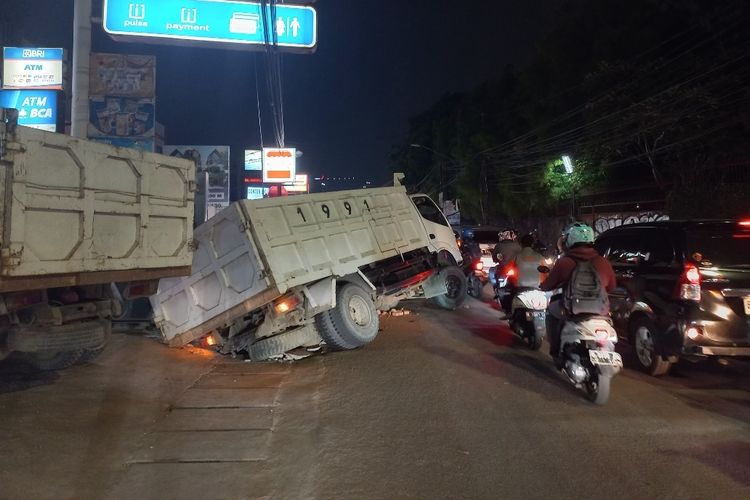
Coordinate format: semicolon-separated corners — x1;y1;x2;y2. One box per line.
539;265;622;405
464;258;486;298
509;288;548;350
557;314;622;405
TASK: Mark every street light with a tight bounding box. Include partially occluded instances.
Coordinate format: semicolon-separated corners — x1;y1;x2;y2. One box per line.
562;155;574;175
561;155;576;219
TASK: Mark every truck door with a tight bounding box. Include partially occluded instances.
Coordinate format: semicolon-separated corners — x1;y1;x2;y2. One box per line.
410;195;461;264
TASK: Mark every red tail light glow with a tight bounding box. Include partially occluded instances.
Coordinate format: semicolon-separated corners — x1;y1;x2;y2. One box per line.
676;263;701;301
474;261;484;271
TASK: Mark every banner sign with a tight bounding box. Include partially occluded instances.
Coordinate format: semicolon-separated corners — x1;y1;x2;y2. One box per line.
90;53;156;98
90;136;156;153
262;147;296;183
167;145;231;216
88;96;155;138
0;89;58;131
2;47;64;90
103;0;317;52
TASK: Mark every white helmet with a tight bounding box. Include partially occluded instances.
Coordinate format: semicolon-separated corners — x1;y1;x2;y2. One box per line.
564;222;595;248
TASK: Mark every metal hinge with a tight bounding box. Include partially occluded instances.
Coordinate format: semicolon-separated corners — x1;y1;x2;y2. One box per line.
187;239;198;251
1;245;23;268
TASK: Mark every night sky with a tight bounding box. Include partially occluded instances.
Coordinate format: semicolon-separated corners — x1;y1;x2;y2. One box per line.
1;0;553;200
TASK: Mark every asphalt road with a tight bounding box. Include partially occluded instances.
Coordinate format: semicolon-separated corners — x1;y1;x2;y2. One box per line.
2;296;750;499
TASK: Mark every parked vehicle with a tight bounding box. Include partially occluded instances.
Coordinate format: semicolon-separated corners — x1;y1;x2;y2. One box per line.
0;109;195;370
509;288;548;350
595;220;750;376
150;178;465;360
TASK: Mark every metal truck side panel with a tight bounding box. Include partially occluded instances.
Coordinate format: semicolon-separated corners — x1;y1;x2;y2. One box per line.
151;203;275;345
0;124;195;286
241;186;429;293
152;186;431;346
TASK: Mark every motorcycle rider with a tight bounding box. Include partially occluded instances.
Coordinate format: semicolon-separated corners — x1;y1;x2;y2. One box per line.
461;227;482;262
540;223;616;360
493;229;521;265
513;233;548;289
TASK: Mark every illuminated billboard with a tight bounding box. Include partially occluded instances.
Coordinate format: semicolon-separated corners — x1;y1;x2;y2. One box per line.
0;89;59;131
262;147;296;183
2;47;64;90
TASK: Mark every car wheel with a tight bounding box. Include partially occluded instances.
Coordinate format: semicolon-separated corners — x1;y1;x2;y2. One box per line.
315;283;379;351
631;317;672;376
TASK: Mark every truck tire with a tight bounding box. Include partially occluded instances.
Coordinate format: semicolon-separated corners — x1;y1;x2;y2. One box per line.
78;321;112;364
432;266;468;310
25;350;83;371
315;283;379;351
248;326;323;361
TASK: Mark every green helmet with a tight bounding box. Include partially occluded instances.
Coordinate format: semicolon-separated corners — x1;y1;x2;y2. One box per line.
564;222;595;248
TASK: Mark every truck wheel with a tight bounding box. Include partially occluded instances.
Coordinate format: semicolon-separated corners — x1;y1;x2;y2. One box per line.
25;350;83;371
315;283;379;351
631;316;672;376
78;320;112;364
248;326;323;361
432;266;468;310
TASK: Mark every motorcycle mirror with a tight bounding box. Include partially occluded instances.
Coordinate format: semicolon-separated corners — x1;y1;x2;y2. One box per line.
537;265;550;274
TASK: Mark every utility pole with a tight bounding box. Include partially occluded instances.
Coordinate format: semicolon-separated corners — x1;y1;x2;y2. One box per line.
479;156;488;225
71;0;92;138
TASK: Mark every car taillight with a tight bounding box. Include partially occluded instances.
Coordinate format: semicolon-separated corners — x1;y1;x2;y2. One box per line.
676;263;701;301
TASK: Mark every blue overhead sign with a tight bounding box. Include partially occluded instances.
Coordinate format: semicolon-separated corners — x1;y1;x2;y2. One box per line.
0;90;59;132
103;0;317;52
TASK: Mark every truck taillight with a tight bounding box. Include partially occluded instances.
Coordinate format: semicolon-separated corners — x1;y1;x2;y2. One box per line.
676;263;701;301
3;290;44;313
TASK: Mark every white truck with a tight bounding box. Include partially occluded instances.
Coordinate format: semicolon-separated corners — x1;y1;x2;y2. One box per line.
0;109;195;370
150;175;466;360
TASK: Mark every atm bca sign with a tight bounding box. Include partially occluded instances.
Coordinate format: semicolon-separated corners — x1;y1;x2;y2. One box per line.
262;148;296;183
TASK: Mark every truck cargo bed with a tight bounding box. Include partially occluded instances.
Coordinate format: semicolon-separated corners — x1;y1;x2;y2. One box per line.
0;121;195;292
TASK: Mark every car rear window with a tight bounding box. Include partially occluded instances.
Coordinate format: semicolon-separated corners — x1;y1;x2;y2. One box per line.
473;230;499;244
686;225;750;267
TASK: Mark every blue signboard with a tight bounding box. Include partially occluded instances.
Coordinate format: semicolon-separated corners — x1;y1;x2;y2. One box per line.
103;0;317;51
0;89;58;131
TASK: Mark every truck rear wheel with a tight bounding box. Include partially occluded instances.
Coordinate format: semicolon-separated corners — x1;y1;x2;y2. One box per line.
315;283;379;351
25;350;83;371
432;266;468;310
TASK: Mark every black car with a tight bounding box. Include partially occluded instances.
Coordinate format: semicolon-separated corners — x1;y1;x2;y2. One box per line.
594;220;750;376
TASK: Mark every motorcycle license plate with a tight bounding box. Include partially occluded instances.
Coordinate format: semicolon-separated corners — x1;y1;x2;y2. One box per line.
589;350;623;368
744;296;750;315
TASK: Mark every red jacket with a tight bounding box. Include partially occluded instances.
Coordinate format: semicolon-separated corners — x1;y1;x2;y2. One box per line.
540;246;616;292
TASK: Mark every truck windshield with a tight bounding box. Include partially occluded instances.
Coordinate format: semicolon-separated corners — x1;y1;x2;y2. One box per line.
687;224;750;267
